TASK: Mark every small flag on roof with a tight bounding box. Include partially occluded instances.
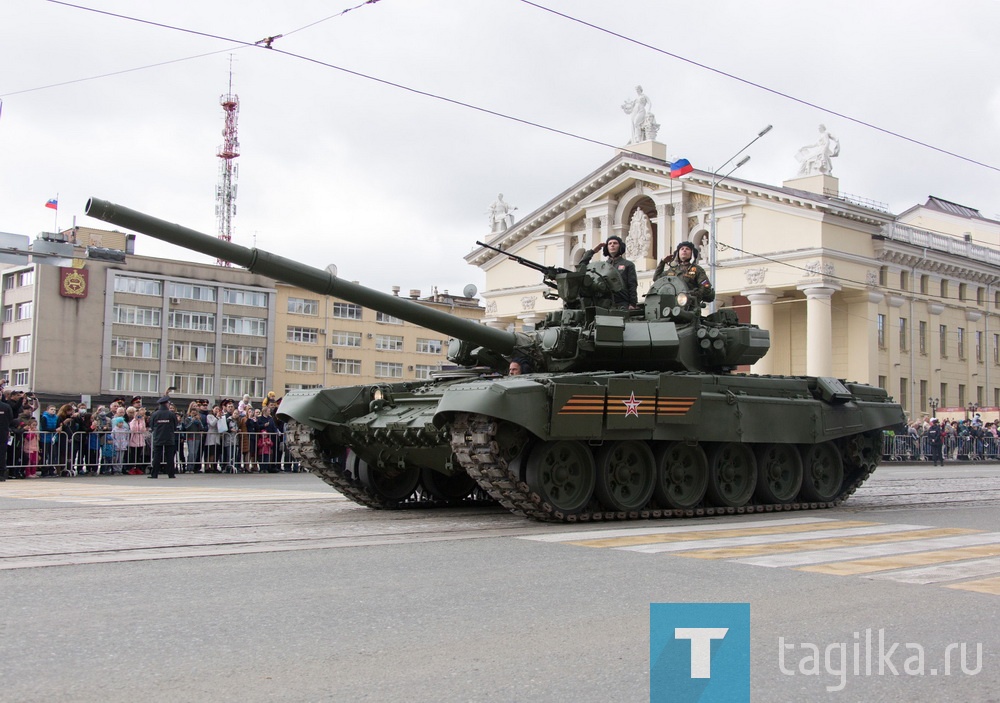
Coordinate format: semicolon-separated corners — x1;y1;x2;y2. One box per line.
45;198;58;210
669;158;693;178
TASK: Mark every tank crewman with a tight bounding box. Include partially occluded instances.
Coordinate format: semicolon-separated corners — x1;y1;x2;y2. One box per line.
927;417;944;466
578;235;638;309
653;240;715;303
508;357;533;375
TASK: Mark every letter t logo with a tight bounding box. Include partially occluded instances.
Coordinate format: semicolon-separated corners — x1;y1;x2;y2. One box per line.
674;627;729;678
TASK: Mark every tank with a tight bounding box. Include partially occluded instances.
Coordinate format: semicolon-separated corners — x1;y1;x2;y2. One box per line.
86;197;905;522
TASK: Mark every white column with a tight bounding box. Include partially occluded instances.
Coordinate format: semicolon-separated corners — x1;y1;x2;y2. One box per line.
743;289;778;375
798;284;840;377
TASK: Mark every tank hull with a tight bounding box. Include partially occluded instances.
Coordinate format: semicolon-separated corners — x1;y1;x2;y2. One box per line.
282;370;902;521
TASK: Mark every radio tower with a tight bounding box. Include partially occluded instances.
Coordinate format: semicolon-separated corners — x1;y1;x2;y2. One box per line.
214;58;240;266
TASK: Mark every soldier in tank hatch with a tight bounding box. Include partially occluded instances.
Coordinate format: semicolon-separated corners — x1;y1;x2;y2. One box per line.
578;235;637;309
654;240;715;303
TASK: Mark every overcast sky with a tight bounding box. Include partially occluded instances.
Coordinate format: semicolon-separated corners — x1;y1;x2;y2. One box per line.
3;0;999;298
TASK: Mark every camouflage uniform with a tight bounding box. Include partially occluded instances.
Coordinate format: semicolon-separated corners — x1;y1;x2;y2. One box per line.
654;258;715;302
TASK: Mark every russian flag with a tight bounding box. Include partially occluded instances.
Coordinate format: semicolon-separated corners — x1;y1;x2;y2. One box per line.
45;198;58;210
670;158;693;178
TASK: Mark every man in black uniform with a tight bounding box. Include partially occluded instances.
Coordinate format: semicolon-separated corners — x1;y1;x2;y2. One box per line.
0;389;11;481
927;417;944;466
578;235;638;309
149;395;178;479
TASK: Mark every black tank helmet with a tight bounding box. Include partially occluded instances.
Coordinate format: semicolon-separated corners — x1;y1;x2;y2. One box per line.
604;235;626;256
675;240;699;261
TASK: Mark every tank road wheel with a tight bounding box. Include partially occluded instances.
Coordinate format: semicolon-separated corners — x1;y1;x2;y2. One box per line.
706;443;757;508
419;466;477;503
525;440;596;515
594;441;656;512
358;462;421;503
799;442;845;503
753;443;804;504
653;442;708;510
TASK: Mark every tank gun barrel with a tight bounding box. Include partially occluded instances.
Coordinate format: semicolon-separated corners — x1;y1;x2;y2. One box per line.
85;198;516;355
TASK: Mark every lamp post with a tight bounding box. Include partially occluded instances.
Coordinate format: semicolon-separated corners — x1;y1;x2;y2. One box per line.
707;124;773;312
928;397;939;418
968;402;979;420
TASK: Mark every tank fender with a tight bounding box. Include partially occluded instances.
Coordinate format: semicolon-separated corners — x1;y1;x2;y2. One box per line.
433;378;551;438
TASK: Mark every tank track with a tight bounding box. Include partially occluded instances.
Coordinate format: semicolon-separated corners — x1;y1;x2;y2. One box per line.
448;413;882;523
284;420;493;510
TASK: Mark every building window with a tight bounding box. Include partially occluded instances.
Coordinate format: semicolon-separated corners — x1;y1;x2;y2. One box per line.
878;266;888;286
221;345;265;366
920;275;929;295
2;306;11;323
958;384;966;408
995;334;1000;365
168;311;216;332
114;275;162;296
940;383;948;407
940;280;949;298
899;378;908;409
332;359;361;375
287;297;319;315
12;369;28;386
168;282;216;302
877;375;887;390
224;289;268;307
375;361;403;378
415;364;441;379
977;331;984;364
113;305;161;327
958;327;966;360
331;330;361;347
3;276;14;290
376;311;403;324
959;283;967;302
416;338;443;354
918;321;927;355
919;380;927;412
977;287;985;306
287;326;318;344
375;334;404;351
17;270;34;286
168;341;215;363
332;302;361;320
223;316;267;336
899;270;909;292
220;377;265;398
110;369;160;393
15;302;32;320
978;386;985;406
285;383;322;392
940;325;948;358
898;318;907;352
877;314;886;349
13;335;30;354
112;337;160;359
2;338;10;355
167;373;215;396
286;355;317;372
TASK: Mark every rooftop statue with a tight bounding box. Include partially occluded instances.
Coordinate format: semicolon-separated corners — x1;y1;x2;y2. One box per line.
488;193;517;233
621;85;660;144
795;124;840;176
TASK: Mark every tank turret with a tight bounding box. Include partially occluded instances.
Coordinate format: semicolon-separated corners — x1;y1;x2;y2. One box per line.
85;198;767;375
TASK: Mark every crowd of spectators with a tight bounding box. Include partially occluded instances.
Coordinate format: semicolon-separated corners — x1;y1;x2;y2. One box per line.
1;389;299;478
884;413;999;462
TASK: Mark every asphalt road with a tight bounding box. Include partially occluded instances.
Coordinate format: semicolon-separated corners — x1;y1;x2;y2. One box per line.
2;465;1000;702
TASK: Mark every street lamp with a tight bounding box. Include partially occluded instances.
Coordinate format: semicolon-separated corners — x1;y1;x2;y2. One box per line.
928;397;939;418
707;124;773;311
968;402;980;420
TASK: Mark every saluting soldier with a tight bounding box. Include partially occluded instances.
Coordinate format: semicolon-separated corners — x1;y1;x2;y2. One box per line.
654;240;715;303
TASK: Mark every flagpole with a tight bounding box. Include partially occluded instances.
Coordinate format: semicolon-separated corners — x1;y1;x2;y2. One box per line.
53;192;59;233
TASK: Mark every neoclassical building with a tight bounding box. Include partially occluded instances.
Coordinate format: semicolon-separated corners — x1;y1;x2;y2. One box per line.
468;140;1000;423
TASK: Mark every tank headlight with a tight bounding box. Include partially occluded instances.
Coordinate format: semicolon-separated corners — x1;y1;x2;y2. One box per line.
676;291;689;307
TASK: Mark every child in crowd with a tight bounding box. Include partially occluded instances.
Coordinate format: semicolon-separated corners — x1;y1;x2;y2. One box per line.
23;418;39;478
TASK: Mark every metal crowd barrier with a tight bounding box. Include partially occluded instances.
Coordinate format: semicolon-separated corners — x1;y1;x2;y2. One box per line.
5;429;300;476
881;433;1000;462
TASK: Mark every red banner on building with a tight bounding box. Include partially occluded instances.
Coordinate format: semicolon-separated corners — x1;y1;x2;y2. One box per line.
60;266;88;298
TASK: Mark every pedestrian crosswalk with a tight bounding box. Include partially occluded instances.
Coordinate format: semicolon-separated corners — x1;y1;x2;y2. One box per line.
519;516;1000;596
0;482;338;505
